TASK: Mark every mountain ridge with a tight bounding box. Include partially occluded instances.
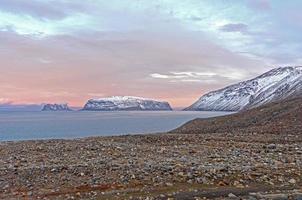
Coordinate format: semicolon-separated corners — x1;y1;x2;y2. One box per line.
185;66;302;111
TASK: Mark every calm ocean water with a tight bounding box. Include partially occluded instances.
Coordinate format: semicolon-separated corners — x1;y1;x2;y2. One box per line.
0;111;232;141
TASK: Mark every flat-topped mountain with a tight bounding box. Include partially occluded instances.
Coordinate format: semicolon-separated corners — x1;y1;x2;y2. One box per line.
42;103;72;111
185;66;302;111
82;96;172;111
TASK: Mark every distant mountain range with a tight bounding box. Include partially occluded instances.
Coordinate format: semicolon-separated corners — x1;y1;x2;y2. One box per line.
2;66;301;112
82;96;172;111
0;104;42;111
1;97;172;112
185;66;302;111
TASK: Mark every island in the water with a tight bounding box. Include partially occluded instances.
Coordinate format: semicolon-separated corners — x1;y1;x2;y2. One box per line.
42;103;72;111
82;96;173;111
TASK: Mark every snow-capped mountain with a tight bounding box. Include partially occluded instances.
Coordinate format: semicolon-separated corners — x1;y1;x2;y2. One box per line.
82;96;172;111
185;66;302;111
42;103;72;111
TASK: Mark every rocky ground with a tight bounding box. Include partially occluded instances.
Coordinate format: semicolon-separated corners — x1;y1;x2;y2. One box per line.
0;132;301;199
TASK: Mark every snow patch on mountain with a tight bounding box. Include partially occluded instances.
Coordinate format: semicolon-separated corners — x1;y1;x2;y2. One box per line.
82;96;172;111
185;66;302;111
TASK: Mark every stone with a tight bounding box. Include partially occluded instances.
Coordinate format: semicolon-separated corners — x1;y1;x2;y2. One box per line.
267;144;277;149
228;193;238;199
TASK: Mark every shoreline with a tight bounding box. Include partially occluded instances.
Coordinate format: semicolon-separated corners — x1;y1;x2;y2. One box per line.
0;133;158;143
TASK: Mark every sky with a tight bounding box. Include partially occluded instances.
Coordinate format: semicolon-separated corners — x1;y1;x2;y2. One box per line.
1;0;302;108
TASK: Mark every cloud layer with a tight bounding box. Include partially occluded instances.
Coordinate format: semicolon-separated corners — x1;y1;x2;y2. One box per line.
0;0;301;107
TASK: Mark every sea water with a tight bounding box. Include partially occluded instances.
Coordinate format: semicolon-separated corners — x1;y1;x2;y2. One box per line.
0;111;232;141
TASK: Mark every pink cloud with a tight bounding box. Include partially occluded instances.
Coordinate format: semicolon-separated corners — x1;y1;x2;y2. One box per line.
0;28;267;108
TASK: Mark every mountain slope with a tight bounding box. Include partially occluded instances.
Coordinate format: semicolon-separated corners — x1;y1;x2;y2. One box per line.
173;97;302;135
82;96;172;111
185;66;302;111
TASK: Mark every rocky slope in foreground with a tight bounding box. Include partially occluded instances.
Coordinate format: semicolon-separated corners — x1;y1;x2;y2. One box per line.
1;126;301;199
185;66;302;111
41;103;72;111
174;97;302;135
82;96;172;111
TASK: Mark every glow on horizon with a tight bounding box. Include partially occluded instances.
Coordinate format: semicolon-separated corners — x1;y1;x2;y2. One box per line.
1;0;302;107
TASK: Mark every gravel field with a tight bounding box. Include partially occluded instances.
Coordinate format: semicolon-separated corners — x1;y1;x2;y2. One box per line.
0;132;301;199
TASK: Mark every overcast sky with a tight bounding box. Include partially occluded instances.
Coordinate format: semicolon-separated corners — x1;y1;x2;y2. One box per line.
1;0;302;107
